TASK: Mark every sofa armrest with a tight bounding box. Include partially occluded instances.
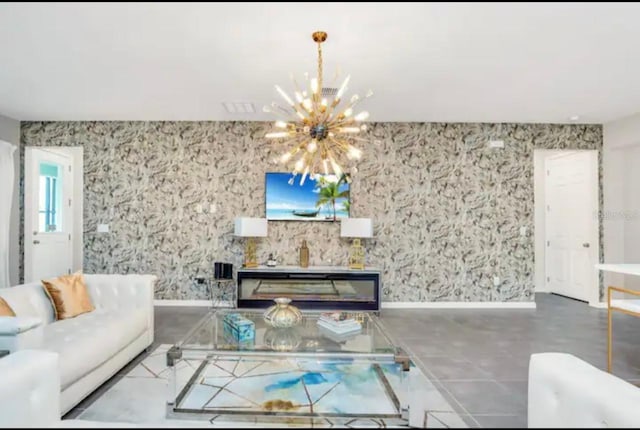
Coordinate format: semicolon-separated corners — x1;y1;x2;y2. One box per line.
0;350;61;427
0;317;44;352
529;352;640;428
0;316;42;335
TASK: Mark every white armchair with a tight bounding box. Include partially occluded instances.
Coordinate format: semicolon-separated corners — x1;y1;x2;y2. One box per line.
529;353;640;427
0;349;60;428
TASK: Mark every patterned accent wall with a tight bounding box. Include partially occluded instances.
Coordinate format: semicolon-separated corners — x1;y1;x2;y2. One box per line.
20;122;603;302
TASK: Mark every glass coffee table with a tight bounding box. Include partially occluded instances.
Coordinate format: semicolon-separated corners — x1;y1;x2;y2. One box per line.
165;308;420;427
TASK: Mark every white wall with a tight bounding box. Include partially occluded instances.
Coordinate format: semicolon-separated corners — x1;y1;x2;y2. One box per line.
0;115;20;286
603;112;640;294
622;146;640;290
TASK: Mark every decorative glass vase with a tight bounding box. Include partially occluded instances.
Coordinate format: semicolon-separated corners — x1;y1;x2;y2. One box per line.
263;298;302;328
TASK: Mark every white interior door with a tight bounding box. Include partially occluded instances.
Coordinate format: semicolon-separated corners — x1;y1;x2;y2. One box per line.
24;148;73;282
545;151;598;302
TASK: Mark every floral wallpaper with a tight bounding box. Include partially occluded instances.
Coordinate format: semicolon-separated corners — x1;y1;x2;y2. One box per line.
20;121;603;302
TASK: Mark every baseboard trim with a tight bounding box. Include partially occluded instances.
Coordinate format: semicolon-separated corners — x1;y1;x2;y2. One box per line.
154;299;536;309
381;301;536;309
154;300;211;307
589;301;608;309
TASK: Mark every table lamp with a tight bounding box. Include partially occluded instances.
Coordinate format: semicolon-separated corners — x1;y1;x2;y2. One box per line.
340;218;373;269
234;218;268;268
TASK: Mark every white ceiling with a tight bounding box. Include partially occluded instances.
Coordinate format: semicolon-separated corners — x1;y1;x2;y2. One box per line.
1;2;640;123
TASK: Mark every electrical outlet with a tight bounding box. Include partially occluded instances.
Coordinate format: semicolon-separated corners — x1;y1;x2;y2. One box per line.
520;226;528;236
195;204;203;214
493;276;501;287
489;140;504;148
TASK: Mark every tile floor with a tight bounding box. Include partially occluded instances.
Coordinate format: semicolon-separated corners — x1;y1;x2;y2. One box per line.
65;293;640;428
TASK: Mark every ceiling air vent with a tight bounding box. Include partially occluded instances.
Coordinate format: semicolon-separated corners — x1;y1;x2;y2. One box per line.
321;87;338;97
223;102;256;114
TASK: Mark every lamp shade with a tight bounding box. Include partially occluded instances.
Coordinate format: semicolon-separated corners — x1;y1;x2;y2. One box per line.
340;218;373;238
234;218;268;237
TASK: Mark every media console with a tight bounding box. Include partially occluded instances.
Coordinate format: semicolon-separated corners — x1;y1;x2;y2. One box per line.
236;265;381;311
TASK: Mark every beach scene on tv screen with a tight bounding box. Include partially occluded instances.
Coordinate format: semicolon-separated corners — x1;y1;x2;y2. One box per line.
266;173;350;221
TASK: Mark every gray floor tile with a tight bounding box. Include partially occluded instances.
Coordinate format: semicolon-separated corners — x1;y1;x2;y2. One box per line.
419;356;494;381
441;380;527;415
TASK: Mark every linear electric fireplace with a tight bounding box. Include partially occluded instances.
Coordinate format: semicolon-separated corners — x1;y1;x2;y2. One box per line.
236;266;381;311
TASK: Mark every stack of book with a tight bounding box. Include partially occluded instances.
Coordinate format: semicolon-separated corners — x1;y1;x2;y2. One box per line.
316;312;362;337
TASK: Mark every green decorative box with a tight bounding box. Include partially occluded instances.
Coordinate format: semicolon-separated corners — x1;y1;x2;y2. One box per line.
223;313;255;344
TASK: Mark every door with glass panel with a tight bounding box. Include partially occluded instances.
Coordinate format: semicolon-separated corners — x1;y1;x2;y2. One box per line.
24;148;73;282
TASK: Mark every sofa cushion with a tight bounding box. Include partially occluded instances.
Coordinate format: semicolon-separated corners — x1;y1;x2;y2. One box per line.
0;298;15;316
42;272;95;320
43;309;148;388
0;282;55;324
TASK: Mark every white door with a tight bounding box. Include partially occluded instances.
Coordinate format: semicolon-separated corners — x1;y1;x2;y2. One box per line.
24;148;73;282
545;151;598;302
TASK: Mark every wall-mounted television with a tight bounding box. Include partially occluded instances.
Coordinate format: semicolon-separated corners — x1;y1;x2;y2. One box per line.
265;172;350;221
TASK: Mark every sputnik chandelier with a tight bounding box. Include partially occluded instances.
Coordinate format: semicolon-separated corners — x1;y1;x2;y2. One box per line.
264;31;373;185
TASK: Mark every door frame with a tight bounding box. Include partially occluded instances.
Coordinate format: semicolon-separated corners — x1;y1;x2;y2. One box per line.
534;149;600;304
24;146;83;281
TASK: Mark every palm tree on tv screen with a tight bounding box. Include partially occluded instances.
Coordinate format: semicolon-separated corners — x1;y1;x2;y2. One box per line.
315;174;350;221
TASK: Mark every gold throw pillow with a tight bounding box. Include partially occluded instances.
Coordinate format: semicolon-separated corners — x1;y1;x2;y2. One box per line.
42;272;95;320
0;297;15;316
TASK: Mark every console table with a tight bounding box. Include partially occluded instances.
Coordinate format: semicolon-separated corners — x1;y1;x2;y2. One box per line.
237;265;381;311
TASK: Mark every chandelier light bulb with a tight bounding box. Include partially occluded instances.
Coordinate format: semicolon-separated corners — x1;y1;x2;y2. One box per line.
330;156;343;177
275;85;294;107
338;127;361;134
347;145;362;160
266;131;290;139
264;31;372;185
303;99;313;111
307;140;318;153
336;75;351;99
300;166;310;185
354;111;369;121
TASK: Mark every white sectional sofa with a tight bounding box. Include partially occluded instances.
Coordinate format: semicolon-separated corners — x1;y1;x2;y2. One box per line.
0;274;156;415
529;352;640;427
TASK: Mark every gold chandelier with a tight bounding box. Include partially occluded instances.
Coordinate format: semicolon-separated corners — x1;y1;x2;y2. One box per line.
264;31;372;185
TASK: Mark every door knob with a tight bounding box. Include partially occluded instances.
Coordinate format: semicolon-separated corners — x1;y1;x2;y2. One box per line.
33;231;38;235
33;240;40;244
582;243;590;248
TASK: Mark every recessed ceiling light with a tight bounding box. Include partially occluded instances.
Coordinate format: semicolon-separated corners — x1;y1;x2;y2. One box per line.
223;102;256;114
569;115;580;121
